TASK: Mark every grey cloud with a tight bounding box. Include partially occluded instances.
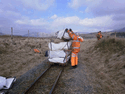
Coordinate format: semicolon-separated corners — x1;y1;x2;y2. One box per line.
112;14;125;21
69;0;125;30
85;0;125;29
0;0;19;12
86;0;125;16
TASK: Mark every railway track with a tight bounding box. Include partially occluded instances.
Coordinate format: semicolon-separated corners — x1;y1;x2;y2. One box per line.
22;65;64;94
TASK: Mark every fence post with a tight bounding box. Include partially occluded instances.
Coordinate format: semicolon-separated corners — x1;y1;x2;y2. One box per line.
115;32;116;40
11;27;13;39
28;30;30;42
28;30;29;38
28;30;29;42
37;32;38;38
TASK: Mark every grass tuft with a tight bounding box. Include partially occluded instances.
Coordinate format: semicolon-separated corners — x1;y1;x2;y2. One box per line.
0;47;7;54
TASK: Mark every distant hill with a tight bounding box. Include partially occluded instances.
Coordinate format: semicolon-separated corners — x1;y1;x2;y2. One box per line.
23;32;56;37
0;32;4;35
110;32;125;38
77;32;89;34
113;27;125;32
24;32;40;37
110;27;125;37
81;31;112;39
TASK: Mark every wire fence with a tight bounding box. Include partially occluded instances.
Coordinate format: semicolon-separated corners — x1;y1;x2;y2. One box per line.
0;27;56;39
1;27;125;39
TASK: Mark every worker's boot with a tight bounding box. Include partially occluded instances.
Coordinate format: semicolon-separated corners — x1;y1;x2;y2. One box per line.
75;65;77;68
70;66;76;69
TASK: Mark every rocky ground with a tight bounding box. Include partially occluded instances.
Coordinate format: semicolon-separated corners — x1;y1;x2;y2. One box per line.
0;36;125;94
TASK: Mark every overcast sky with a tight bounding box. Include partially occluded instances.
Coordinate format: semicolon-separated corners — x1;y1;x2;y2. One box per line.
0;0;125;35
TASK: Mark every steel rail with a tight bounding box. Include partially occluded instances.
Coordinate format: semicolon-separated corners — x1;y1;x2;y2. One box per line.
49;67;64;94
23;65;51;94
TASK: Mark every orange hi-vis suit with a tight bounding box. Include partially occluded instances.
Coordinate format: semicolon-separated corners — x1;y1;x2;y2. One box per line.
67;30;84;66
96;32;102;40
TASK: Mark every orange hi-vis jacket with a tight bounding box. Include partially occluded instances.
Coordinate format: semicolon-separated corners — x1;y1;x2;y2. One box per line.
97;32;102;39
67;31;84;52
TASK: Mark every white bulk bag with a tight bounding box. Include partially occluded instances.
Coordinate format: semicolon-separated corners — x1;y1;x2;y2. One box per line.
48;42;72;51
48;56;70;63
0;76;6;90
0;76;16;90
48;50;66;58
56;29;71;40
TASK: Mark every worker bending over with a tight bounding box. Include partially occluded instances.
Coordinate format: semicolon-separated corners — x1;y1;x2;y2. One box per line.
96;31;103;40
66;28;84;69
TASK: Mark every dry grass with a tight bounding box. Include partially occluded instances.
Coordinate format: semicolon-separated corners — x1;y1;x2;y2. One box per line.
0;37;50;78
0;36;125;93
0;47;7;54
94;38;125;54
81;38;125;94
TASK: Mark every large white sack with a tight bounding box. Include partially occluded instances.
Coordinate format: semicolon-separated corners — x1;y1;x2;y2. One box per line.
0;76;16;90
48;42;72;50
49;58;64;63
56;29;71;40
48;50;71;58
3;78;16;89
48;50;66;58
48;56;70;63
0;76;6;90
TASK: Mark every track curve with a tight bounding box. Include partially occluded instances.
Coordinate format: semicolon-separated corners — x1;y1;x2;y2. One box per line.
23;65;64;94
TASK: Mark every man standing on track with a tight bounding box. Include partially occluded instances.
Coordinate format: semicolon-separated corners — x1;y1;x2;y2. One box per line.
66;28;84;69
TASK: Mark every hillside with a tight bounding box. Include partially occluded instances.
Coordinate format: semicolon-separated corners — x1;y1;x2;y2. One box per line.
80;38;125;93
113;27;125;32
81;31;112;39
110;32;125;38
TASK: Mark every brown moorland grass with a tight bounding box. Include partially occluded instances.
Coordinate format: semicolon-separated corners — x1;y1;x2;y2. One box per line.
0;47;7;54
95;38;125;54
81;38;125;94
0;36;50;78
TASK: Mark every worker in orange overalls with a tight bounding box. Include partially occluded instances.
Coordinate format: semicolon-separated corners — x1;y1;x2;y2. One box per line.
66;28;84;69
96;31;103;40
